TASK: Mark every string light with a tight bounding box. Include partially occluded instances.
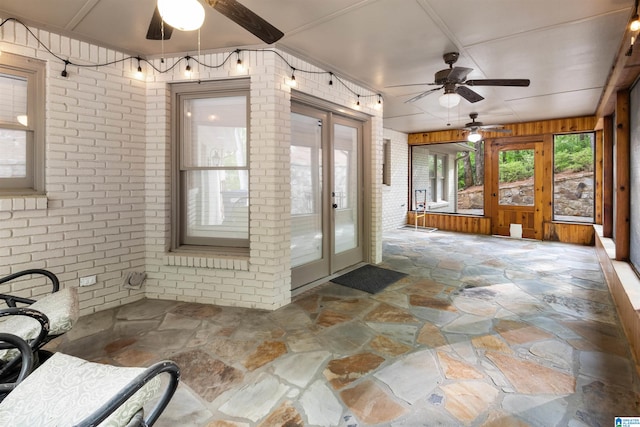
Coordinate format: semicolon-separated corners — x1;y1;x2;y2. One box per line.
135;56;144;79
0;18;381;107
287;68;297;87
61;60;70;78
184;55;192;78
374;94;383;110
235;49;245;72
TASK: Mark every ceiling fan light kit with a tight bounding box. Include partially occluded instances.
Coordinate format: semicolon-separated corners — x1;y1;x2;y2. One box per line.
157;0;205;31
467;131;482;142
438;92;461;108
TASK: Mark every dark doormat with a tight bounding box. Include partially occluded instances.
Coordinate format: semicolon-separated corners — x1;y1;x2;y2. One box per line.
331;264;407;294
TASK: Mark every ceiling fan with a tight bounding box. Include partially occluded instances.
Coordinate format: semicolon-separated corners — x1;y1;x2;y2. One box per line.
462;112;511;142
392;52;530;106
146;0;284;44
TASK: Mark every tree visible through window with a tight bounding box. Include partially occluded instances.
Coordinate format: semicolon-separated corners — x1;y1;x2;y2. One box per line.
553;132;594;223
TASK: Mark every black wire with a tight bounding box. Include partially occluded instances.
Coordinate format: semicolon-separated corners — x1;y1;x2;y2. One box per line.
0;17;382;101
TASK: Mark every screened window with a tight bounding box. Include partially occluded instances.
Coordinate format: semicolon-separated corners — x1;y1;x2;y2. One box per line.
553;132;595;223
172;80;249;249
0;52;45;194
411;142;482;215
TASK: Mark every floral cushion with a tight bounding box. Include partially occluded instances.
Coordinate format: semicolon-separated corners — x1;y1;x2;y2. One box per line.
0;287;79;361
0;352;161;426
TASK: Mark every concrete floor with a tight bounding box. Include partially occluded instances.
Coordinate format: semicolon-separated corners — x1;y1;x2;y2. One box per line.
52;229;640;426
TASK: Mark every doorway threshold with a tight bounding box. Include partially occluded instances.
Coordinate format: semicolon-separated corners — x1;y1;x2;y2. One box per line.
291;262;367;298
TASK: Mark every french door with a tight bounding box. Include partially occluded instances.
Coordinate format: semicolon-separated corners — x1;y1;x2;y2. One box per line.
290;103;364;289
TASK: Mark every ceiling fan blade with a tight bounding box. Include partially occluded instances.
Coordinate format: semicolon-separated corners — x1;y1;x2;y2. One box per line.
208;0;284;44
146;6;174;40
405;87;442;103
447;67;472;83
385;82;436;88
456;86;484;103
465;79;530;87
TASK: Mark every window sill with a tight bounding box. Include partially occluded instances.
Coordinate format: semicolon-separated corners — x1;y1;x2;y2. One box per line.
428;201;449;210
0;195;47;212
164;248;249;271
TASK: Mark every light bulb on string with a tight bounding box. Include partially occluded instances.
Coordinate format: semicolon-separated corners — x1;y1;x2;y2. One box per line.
287;68;297;87
184;56;193;78
135;57;144;80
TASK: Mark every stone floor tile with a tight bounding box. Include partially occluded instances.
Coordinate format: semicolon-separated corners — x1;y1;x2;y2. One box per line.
340;380;408;425
218;374;289;422
171;349;244;402
243;340;287;371
501;394;568;427
479;410;531;427
416;322;449;348
366;322;418;345
257;401;303;427
116;299;178;320
494;319;554;345
51;230;640;427
369;335;411;356
528;339;574;370
472;334;513;354
437;351;484;379
442;314;493;335
316;309;353;328
153;386;214;427
578;351;633;388
487;352;575;394
324;352;385;389
441;381;499;424
272;351;331;388
299;379;344;426
171;303;223;319
364;303;418;323
374;349;442;404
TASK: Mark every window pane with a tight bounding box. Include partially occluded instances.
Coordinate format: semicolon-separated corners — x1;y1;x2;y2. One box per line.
291;112;323;267
183;97;246;168
498;149;534;206
456;141;484;215
0;73;27;125
334;123;358;253
0;129;27;178
185;170;248;240
553;133;594;223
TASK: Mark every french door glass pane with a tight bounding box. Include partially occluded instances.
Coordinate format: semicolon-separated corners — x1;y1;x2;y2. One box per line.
291;113;323;268
185;170;248;239
334;124;358;254
0;129;27;178
498;149;534;206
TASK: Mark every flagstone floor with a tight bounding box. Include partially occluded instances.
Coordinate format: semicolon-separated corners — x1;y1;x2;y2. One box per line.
52;229;640;426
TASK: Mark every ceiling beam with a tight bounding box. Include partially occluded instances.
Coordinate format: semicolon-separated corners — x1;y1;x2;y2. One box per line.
596;8;640;122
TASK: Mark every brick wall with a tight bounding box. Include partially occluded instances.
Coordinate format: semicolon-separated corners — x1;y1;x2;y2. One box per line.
1;19;385;313
382;129;409;231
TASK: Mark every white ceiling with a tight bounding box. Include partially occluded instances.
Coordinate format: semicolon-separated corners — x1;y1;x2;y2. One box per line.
0;0;634;133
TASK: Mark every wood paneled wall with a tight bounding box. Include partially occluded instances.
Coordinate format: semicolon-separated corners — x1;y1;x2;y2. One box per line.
409;116;598;145
407;115;600;245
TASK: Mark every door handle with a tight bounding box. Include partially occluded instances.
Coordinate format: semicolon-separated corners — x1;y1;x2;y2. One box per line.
332;203;338;209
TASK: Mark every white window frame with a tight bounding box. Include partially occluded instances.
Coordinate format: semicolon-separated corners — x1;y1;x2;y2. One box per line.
170;79;250;250
0;52;45;194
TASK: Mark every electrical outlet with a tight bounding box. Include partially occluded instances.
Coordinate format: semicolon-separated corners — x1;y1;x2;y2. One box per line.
79;275;97;287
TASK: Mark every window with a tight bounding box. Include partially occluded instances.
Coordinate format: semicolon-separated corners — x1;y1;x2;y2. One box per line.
382;139;391;186
0;52;45;194
553;132;595;223
411;142;483;215
171;79;249;249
